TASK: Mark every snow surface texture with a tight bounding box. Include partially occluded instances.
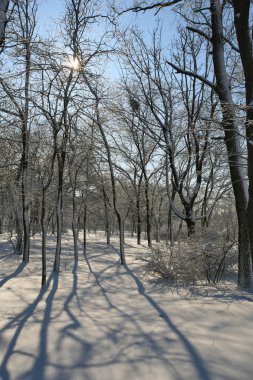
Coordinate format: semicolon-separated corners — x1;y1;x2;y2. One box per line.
0;233;253;380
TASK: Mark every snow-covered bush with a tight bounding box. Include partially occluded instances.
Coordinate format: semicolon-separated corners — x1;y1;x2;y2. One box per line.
146;231;237;285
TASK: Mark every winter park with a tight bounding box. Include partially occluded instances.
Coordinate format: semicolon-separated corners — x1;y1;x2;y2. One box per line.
1;1;253;379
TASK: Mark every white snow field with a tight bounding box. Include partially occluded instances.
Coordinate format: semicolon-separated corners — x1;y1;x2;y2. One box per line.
0;233;253;380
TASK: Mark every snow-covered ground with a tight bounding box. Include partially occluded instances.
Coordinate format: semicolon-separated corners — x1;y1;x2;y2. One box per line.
0;233;253;380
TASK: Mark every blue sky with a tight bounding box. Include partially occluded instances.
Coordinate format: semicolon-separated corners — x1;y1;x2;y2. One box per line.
37;0;178;37
38;0;64;25
36;0;178;79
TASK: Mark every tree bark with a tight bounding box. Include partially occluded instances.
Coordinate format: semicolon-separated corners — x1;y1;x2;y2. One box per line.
144;178;152;247
41;189;47;287
210;0;251;287
102;186;110;245
232;0;253;268
0;0;9;51
54;151;65;273
83;204;87;254
72;188;79;262
93;96;126;265
136;176;142;245
21;1;32;262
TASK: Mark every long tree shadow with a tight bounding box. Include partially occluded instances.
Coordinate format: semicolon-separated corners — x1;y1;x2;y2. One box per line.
123;262;211;380
83;247;120;313
62;260;81;329
23;258;84;380
0;262;27;288
19;273;59;380
81;244;182;378
0;240;211;379
56;260;81;351
0;273;53;380
109;241;210;378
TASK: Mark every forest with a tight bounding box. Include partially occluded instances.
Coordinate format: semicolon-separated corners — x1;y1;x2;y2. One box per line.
0;1;253;380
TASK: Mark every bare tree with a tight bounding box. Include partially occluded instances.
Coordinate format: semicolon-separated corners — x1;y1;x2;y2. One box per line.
232;0;253;272
0;0;38;261
118;0;252;287
118;27;217;236
87;84;126;265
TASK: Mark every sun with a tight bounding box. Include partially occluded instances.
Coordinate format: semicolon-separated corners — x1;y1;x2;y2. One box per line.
67;56;80;70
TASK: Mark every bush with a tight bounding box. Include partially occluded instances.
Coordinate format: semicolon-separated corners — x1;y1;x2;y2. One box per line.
146;230;237;285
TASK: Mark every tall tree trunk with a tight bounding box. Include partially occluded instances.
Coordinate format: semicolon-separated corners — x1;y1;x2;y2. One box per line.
95;101;126;265
72;188;78;262
167;204;173;244
0;0;9;51
54;152;65;273
15;216;23;255
155;196;163;243
102;187;110;245
144;178;152;247
22;171;30;262
83;204;87;254
136;180;142;245
232;0;253;268
210;0;251;287
41;189;47;287
21;3;31;262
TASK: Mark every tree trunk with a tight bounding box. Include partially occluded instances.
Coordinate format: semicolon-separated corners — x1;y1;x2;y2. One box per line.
185;205;195;236
118;215;126;265
102;187;110;245
83;205;87;254
144;178;152;247
41;189;47;287
54;153;65;273
0;0;9;51
232;0;253;268
167;205;173;244
136;189;141;245
186;218;195;236
22;174;30;262
210;0;251;287
95;103;126;265
72;189;78;262
15;216;23;255
21;22;31;262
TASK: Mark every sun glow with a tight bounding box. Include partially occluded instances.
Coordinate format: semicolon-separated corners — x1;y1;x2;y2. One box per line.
67;56;80;70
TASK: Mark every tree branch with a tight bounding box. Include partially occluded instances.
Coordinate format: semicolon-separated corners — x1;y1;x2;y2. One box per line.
167;61;218;92
117;0;183;15
187;26;239;53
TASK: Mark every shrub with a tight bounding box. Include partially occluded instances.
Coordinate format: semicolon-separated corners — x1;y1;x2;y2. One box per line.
145;230;237;285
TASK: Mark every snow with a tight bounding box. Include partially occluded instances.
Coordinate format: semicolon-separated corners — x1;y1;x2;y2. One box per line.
0;233;253;380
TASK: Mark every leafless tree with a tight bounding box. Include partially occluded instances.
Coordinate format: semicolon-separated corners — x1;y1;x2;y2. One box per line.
117;0;252;288
0;0;38;261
